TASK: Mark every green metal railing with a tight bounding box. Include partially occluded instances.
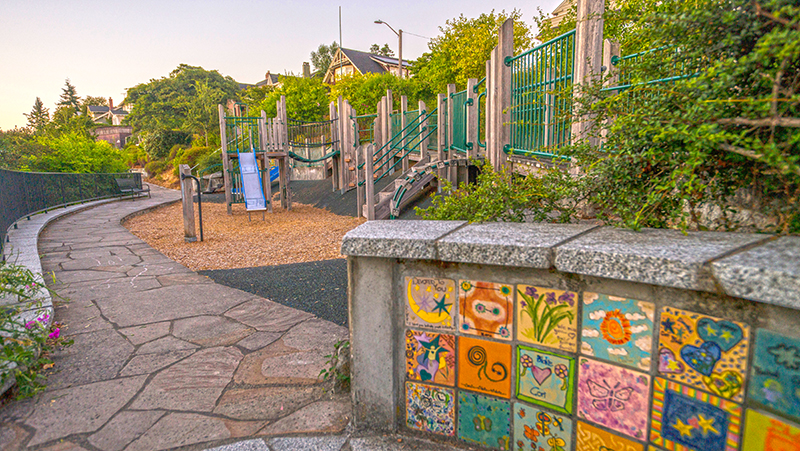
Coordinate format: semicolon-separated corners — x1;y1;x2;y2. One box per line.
353;114;378;146
450;90;469;154
505;29;575;159
225;116;263;154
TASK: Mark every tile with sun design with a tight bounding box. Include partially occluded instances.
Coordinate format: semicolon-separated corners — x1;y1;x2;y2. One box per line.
459;280;513;340
517;345;575;414
405;277;455;331
748;329;800;421
513;402;573;451
650;378;742;451
577;357;650;441
405;329;456;386
576;421;645;451
458;391;511;450
658;307;750;402
581;292;654;371
742;409;800;451
458;336;512;398
405;381;455;436
517;285;578;353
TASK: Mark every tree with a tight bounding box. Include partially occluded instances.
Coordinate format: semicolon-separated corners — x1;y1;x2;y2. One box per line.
57;79;80;114
187;80;225;146
246;76;329;121
310;42;340;77
22;131;127;173
24;98;50;134
82;96;108;107
370;44;394;57
329;73;423;115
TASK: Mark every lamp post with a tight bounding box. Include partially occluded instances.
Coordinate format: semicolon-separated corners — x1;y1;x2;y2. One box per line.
374;20;403;79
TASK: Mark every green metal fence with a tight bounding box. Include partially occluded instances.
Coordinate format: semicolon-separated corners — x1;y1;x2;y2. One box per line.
225;116;263;154
450;90;468;154
353;114;377;146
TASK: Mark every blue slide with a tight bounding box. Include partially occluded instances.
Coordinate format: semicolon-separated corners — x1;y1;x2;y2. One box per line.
236;150;267;211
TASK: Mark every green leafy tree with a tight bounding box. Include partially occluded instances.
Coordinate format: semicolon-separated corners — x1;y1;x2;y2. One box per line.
24;97;50;134
369;44;394;57
329;73;423;115
310;42;340;76
0;128;49;170
246;76;329;121
22;131;127;173
57;79;80;115
187;80;225;146
82;96;108;107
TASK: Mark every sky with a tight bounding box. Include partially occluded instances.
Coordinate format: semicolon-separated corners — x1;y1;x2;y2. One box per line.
0;0;561;131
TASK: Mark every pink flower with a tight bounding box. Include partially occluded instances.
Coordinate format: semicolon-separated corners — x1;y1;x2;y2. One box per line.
37;314;50;323
25;320;36;329
48;328;60;339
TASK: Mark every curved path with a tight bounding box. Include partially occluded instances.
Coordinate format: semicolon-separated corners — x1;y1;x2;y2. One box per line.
0;186;352;450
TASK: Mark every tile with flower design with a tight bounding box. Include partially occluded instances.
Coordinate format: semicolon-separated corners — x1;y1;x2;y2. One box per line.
742;409;800;451
458;336;512;398
658;307;750;402
405;276;456;331
513;402;573;451
405;381;455;436
459;280;513;340
577;357;650;440
517;285;578;352
405;329;456;386
576;421;644;451
748;328;800;421
581;292;654;371
650;378;742;451
517;345;575;414
458;391;512;450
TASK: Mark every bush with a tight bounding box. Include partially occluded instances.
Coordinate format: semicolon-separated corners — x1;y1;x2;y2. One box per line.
171;146;213;176
23;131;127;173
144;159;172;178
141;129;191;160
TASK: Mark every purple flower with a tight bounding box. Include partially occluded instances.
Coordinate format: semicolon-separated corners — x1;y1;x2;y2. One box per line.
545;292;557;305
525;286;538;298
48;328;60;339
37;314;50;323
558;292;575;307
520;300;528;308
24;320;36;329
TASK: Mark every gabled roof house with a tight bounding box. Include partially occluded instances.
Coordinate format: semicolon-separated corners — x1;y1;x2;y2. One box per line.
323;48;411;84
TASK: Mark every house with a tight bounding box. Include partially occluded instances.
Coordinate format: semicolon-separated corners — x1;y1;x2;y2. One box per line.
87;98;129;125
91;125;133;149
544;0;575;29
323;48;411;84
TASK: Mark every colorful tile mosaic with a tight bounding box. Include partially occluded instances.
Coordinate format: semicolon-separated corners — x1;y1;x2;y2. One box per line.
513;402;573;451
517;285;578;352
577;357;650;440
576;421;645;451
405;329;456;386
458;336;512;398
459;280;513;340
581;292;654;371
658;307;750;402
742;409;800;451
405;381;455;436
748;329;800;421
650;378;742;451
405;276;456;331
517;345;575;414
458;391;511;449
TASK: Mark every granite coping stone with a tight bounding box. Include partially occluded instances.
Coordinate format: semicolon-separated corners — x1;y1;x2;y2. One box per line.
341;220;466;260
711;236;800;310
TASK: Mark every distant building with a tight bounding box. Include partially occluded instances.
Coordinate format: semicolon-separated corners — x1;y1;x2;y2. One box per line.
92;125;133;149
87;98;129;125
544;0;575;29
323;48;411;85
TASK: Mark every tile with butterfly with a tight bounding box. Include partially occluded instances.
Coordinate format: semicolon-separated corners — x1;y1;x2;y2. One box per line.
513;402;573;451
458;391;512;450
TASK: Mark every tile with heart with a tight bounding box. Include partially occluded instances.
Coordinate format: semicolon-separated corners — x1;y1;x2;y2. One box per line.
748;328;800;421
658;307;750;402
458;336;512;398
405;381;456;436
517;285;578;353
577;357;650;441
405;276;456;331
405;329;456;386
742;409;800;451
457;391;511;450
513;402;573;451
459;280;513;340
581;292;654;371
576;421;644;451
650;378;742;451
517;345;575;414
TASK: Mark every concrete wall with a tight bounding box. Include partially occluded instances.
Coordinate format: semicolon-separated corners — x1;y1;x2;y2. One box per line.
341;221;800;450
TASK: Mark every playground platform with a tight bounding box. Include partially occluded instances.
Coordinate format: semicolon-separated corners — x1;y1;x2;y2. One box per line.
0;185;463;450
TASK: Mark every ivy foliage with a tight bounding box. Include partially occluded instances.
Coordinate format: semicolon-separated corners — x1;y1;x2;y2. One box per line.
244;76;329;121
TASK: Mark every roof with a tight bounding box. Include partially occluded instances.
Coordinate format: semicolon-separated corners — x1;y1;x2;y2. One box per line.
87;106;128;115
369;54;411;68
255;73;281;87
340;48;386;75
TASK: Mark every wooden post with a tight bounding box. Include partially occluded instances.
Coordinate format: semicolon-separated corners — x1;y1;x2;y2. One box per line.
364;144;375;221
329;101;340;191
419;100;429;163
261;111;273;213
571;0;605;147
446;84;457;185
466;78;478;160
179;164;196;242
486;50;496;169
337;96;347;193
400;95;408;172
496;18;513;171
219;104;233;214
436;93;446;191
600;39;620;145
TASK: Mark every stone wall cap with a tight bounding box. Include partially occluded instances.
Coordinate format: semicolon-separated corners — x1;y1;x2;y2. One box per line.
341;220;467;260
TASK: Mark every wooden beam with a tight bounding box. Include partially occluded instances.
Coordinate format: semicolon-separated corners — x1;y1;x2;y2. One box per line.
496;18;513;171
400;95;408;172
466;78;478;160
179;164;196;242
571;0;605;147
219;104;233;214
437;93;446;191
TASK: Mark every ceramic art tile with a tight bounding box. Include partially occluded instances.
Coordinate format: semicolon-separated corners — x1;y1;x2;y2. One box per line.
405;381;455;436
576;421;645;451
513;402;573;451
742;409;800;451
458;336;512;398
581;292;654;371
650;378;742;451
748;329;800;421
459;280;513;340
517;285;578;352
517;345;575;414
405;276;455;331
657;307;750;402
405;329;455;386
458;391;512;450
577;357;650;440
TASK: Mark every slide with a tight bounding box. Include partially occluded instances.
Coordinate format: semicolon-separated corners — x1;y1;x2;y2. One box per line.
236;150;267;211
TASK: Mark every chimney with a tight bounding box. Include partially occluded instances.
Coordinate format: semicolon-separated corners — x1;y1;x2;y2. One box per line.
108;98;114;110
265;71;271;83
303;62;311;78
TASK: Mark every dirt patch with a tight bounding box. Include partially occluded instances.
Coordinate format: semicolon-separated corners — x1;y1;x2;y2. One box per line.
123;202;365;271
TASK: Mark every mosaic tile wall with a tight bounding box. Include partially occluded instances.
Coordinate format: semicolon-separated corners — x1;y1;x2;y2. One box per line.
402;276;800;451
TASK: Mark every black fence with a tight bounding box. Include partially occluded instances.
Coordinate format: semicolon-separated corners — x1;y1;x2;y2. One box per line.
0;169;142;260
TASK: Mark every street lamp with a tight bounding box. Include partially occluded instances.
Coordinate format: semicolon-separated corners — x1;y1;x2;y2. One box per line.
374;20;403;79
